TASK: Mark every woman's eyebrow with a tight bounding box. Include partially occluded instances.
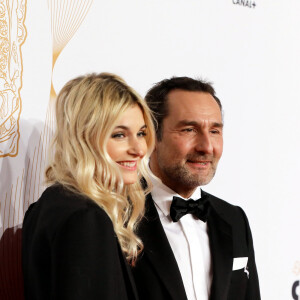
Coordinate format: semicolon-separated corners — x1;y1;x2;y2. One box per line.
114;124;147;130
114;125;128;130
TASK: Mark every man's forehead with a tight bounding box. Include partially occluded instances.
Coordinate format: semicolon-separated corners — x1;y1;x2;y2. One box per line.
176;119;223;127
166;100;222;119
167;90;220;110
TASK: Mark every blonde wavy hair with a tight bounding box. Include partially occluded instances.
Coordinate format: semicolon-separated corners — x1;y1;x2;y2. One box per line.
46;73;155;265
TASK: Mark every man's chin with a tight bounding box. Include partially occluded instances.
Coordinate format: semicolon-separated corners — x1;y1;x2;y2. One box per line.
185;171;215;187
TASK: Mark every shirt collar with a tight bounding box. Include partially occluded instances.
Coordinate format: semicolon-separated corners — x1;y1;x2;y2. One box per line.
149;172;202;218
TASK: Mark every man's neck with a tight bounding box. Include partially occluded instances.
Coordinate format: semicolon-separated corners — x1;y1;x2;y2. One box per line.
149;163;197;199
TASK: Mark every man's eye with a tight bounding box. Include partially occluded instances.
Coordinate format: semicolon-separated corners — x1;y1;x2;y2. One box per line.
182;128;195;133
111;132;125;138
210;129;221;134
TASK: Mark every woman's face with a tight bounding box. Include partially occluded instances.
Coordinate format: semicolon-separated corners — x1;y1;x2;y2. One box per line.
107;104;148;185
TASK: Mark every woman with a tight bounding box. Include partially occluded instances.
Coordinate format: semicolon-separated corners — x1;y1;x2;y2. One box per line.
22;73;155;299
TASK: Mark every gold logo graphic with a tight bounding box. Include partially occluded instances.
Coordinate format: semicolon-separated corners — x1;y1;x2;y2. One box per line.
0;0;27;157
0;0;94;234
48;0;93;99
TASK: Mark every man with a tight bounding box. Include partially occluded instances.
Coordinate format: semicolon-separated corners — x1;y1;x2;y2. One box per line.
133;77;260;300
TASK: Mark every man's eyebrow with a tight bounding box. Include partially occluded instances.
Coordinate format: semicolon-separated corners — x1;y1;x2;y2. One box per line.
176;120;223;128
211;122;223;128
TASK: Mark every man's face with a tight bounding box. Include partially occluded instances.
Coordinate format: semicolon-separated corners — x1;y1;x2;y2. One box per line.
150;89;223;198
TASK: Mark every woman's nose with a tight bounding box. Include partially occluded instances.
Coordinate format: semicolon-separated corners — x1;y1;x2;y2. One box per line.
128;137;146;157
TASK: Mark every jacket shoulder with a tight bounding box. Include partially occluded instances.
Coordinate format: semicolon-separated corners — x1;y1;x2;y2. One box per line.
202;190;246;222
23;184;112;242
31;184;106;215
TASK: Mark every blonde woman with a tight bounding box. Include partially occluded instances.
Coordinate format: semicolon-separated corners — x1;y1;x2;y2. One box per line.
22;73;155;300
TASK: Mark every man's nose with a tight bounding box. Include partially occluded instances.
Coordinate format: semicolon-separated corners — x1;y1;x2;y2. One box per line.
194;132;213;154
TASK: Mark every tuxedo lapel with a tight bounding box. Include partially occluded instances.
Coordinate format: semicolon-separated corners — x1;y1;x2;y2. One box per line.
138;194;187;300
204;192;233;300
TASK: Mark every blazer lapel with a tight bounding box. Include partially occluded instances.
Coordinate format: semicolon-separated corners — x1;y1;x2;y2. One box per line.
204;191;233;300
138;194;188;300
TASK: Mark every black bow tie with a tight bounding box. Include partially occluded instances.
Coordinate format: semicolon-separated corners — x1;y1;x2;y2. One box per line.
170;195;210;222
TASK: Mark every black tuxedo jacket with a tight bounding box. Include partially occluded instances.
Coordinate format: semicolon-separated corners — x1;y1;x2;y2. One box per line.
22;184;138;300
132;191;260;300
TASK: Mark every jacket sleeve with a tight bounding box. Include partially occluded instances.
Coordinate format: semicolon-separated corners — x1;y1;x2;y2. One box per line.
51;206;129;300
239;207;261;300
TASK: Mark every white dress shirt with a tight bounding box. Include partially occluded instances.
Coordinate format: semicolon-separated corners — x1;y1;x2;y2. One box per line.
149;174;212;300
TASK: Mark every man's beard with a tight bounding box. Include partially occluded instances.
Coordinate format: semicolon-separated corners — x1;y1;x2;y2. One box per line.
158;156;217;190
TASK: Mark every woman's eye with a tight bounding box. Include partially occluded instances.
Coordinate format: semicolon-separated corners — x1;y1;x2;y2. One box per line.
111;132;125;138
138;131;147;137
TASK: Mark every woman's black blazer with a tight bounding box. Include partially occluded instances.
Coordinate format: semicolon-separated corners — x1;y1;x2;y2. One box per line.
22;184;138;300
